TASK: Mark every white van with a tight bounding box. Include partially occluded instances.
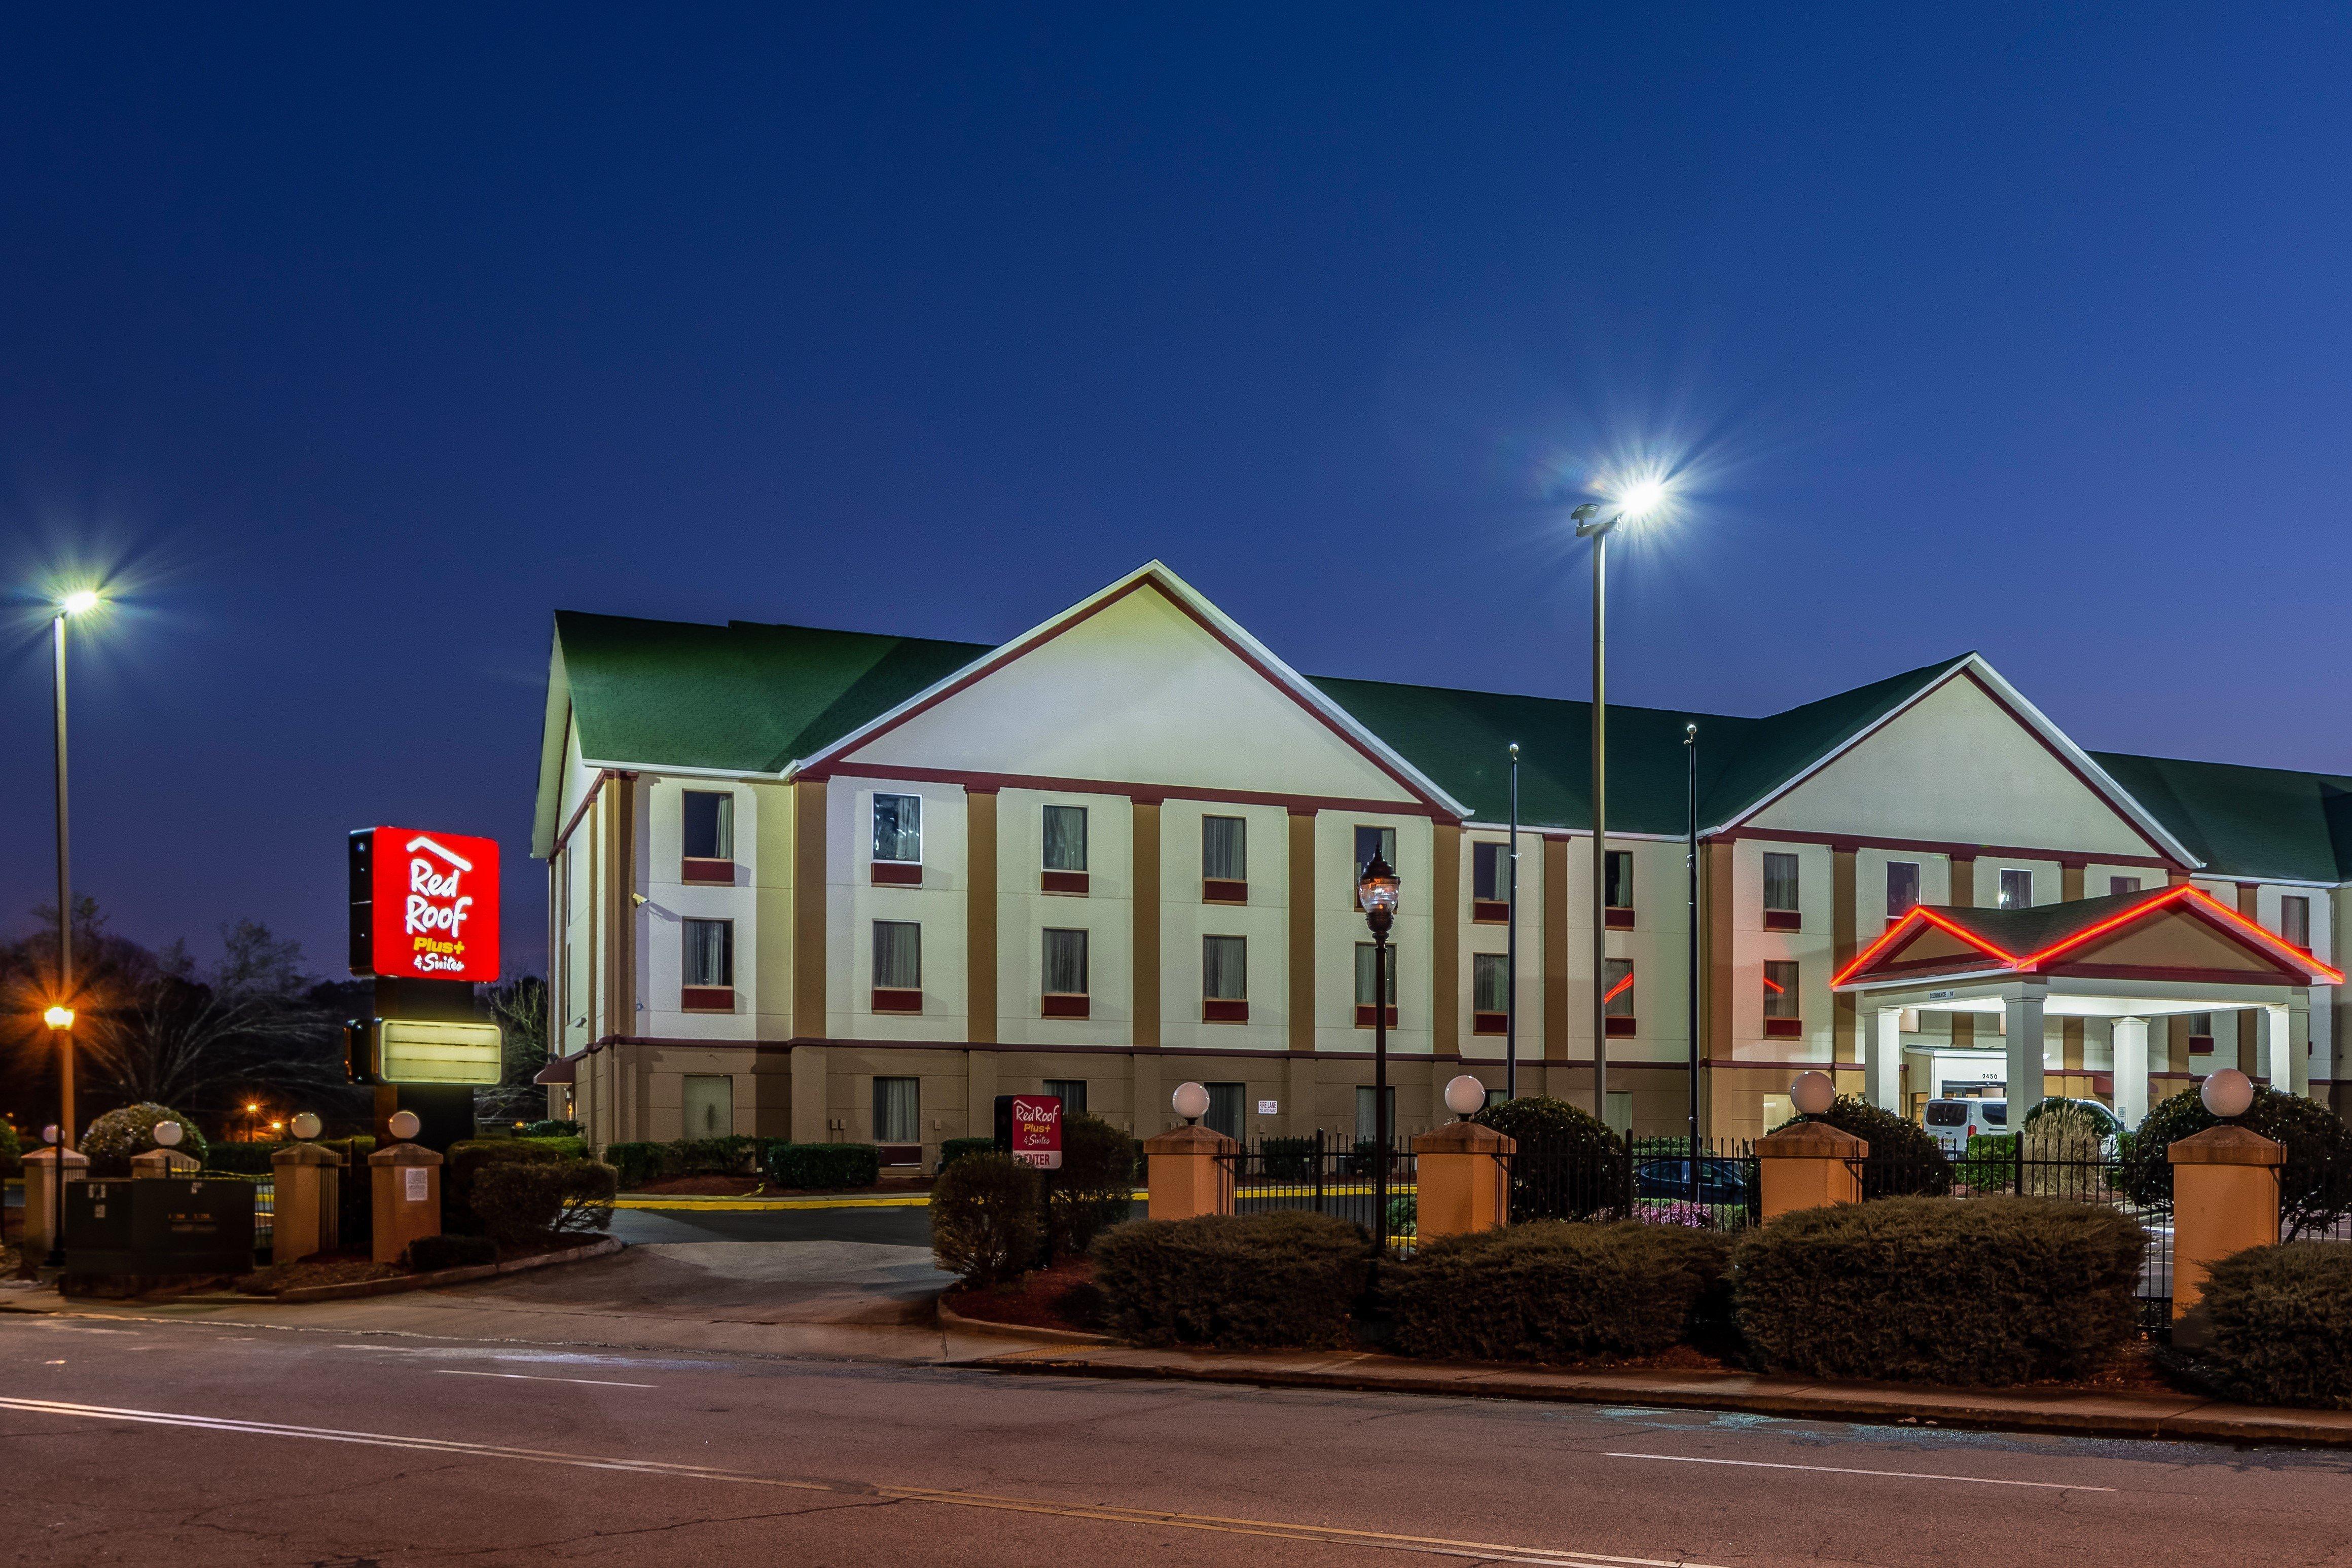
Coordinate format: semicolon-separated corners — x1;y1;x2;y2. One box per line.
1923;1097;2122;1154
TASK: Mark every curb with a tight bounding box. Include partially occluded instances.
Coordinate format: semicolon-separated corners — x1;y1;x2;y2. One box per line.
961;1347;2352;1448
272;1237;625;1302
936;1298;1113;1346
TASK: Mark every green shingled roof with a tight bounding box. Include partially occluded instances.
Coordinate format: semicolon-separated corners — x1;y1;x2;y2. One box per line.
533;607;2344;885
1926;889;2152;959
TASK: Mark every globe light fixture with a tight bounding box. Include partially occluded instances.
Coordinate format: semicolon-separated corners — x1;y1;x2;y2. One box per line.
43;1005;73;1030
1171;1082;1210;1125
1443;1074;1488;1120
153;1121;183;1148
291;1112;323;1140
2200;1067;2254;1120
388;1110;422;1141
43;1124;59;1146
1790;1070;1836;1118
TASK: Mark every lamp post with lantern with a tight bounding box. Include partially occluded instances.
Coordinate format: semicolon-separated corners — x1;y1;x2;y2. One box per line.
1357;851;1400;1247
46;587;103;1162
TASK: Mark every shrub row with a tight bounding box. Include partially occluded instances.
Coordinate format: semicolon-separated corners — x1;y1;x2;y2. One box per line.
763;1142;882;1190
472;1160;620;1247
928;1116;1142;1285
602;1135;761;1188
2201;1242;2352;1409
1086;1195;2149;1387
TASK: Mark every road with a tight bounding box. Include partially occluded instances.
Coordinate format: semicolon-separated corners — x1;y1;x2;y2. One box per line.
5;1298;2351;1568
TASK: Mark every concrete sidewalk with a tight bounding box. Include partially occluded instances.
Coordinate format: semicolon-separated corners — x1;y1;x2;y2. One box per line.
966;1341;2352;1447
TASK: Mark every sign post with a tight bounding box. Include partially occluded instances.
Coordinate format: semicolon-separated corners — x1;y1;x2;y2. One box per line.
994;1095;1064;1170
349;826;503;1150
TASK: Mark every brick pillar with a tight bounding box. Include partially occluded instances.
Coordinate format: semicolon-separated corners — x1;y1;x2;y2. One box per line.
21;1146;88;1259
1412;1121;1514;1241
1142;1124;1235;1220
271;1142;346;1264
370;1142;445;1265
1755;1120;1866;1221
2168;1123;2284;1346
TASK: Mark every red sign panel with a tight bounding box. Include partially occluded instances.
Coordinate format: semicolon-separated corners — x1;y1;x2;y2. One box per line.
364;827;501;982
1006;1094;1063;1170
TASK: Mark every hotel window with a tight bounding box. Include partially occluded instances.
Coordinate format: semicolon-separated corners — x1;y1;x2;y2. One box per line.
1202;815;1247;901
1605;849;1634;928
2282;895;2311;950
1762;852;1801;930
1041;927;1090;1018
1999;868;2033;909
872;921;922;1012
1886;861;1920;922
1206;1082;1246;1141
1041;804;1089;893
1203;935;1248;1022
682;918;734;1009
1604;958;1635;1036
1354;940;1399;1028
681;791;734;883
1472;842;1510;922
873;1076;920;1146
1472;952;1509;1034
1763;960;1801;1038
2188;1012;2215;1055
1354;824;1397;905
1043;1078;1088;1117
2109;875;2141;897
871;793;922;884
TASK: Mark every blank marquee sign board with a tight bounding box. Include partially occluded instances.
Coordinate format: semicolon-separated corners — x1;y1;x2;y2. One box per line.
994;1095;1063;1169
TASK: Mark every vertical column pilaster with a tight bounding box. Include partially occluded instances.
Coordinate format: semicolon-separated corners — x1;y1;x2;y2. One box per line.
1543;835;1569;1062
791;779;828;1040
1132;798;1161;1049
1432;821;1461;1060
966;788;998;1045
2112;1017;2149;1127
1288;809;1316;1054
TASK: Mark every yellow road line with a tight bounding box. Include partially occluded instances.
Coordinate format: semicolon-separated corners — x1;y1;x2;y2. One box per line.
0;1396;1719;1566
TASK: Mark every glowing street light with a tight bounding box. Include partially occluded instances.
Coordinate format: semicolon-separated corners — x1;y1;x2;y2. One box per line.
43;1005;73;1031
1571;474;1675;1124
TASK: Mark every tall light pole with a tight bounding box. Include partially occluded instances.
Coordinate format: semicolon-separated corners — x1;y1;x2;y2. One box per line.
50;589;100;1156
1685;721;1701;1197
1572;485;1666;1126
1357;851;1399;1250
1505;742;1520;1103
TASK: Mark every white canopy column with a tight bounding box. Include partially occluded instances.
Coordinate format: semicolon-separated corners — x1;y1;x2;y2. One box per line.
2004;985;2046;1118
2111;1017;2149;1128
1867;1006;1903;1112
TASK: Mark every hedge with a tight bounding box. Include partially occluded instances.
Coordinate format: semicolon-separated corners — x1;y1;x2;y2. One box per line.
2117;1086;2352;1237
81;1103;211;1175
1472;1096;1626;1220
443;1140;573;1234
603;1135;762;1189
1734;1195;2146;1386
931;1151;1043;1287
522;1119;583;1138
1045;1115;1141;1258
1093;1212;1374;1350
472;1161;620;1247
935;1137;995;1172
1387;1220;1734;1363
2202;1242;2352;1408
762;1142;881;1190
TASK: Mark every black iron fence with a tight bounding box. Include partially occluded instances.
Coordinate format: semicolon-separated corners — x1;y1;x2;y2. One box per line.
1506;1137;1760;1233
1217;1133;1419;1251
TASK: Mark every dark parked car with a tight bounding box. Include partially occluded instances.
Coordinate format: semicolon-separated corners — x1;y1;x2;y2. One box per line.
1635;1156;1751;1206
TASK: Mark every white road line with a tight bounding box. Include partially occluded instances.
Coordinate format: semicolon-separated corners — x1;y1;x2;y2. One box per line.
433;1370;656;1389
1605;1452;2117;1491
0;1396;1721;1567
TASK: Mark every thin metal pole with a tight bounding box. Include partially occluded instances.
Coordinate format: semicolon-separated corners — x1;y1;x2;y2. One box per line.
53;613;75;1153
1506;743;1519;1102
1373;931;1390;1249
1686;722;1700;1200
1590;528;1609;1122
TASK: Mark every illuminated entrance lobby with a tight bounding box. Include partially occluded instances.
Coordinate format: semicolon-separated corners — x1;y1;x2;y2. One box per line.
1833;884;2342;1125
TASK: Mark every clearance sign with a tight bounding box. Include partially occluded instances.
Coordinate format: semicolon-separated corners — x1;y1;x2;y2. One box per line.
349;827;502;982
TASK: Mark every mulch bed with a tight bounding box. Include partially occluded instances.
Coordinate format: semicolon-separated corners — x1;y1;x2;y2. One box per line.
944;1257;1105;1333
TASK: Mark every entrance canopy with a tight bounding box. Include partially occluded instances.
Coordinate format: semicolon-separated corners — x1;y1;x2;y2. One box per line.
1831;884;2340;1123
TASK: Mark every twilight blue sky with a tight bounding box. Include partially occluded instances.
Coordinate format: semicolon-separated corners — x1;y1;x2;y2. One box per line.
5;6;2349;975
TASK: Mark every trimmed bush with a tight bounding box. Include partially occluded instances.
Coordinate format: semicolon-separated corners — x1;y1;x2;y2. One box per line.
2202;1242;2352;1408
472;1161;620;1247
1474;1096;1627;1220
1772;1095;1952;1198
1388;1220;1734;1363
762;1141;882;1190
1734;1195;2146;1387
602;1141;669;1189
1045;1114;1140;1258
80;1103;211;1175
0;1120;23;1178
405;1233;498;1272
936;1137;995;1172
931;1152;1043;1287
1093;1212;1374;1350
443;1139;571;1234
671;1135;759;1174
523;1119;583;1138
515;1135;589;1161
1955;1132;2018;1192
2117;1085;2352;1237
